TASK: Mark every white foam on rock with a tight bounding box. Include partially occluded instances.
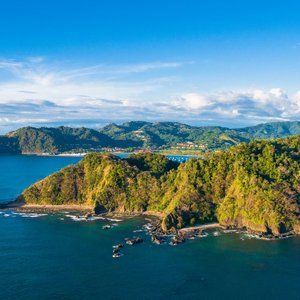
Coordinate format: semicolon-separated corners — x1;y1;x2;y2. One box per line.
240;233;259;240
106;218;122;222
65;214;86;221
64;214;119;222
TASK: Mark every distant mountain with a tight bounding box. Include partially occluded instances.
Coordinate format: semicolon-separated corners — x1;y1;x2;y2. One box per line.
100;121;300;149
236;121;300;139
6;126;116;154
0;121;300;154
0;136;20;154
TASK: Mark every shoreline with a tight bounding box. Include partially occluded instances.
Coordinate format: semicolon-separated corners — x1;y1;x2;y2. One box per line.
0;202;165;219
5;152;199;158
14;204;94;213
179;222;222;233
0;202;297;241
177;223;297;241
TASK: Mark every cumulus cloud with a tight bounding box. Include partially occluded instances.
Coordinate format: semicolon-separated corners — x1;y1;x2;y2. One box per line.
0;57;300;132
171;88;300;125
174;93;213;109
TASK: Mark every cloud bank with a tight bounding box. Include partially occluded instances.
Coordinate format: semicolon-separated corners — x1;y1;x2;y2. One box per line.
0;57;299;133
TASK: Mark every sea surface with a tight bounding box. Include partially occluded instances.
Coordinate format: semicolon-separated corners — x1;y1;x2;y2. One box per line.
0;155;299;300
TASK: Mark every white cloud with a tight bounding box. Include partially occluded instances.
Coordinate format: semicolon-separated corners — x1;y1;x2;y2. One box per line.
0;57;300;132
174;93;213;109
170;89;300;124
0;57;182;104
293;91;300;106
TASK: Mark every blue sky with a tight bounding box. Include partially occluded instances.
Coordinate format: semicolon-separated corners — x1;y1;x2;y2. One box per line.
1;0;300;132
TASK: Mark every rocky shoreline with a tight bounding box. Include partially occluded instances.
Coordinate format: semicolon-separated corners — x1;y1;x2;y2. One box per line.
147;221;297;243
0;202;297;242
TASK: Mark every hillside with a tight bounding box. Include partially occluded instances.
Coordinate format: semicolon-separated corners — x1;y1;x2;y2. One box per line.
100;121;248;149
7;126;116;154
237;121;300;139
18;136;300;236
159;135;300;235
100;121;300;149
1;121;300;154
0;136;21;154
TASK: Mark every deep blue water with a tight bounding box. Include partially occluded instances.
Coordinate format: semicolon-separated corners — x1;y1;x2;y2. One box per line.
0;155;82;203
0;155;299;300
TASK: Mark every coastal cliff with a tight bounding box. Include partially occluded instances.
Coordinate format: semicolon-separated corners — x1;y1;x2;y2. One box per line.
17;136;300;236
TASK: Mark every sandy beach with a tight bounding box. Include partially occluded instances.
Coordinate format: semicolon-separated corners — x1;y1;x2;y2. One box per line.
179;222;222;233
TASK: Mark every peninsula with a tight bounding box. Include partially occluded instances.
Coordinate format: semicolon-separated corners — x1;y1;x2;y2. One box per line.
13;135;300;238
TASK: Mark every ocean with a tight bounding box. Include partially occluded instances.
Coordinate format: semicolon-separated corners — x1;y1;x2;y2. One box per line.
0;155;299;300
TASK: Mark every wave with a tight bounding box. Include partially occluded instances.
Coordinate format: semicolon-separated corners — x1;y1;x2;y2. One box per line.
65;214;87;221
106;218;122;222
11;212;48;218
64;214;121;223
240;233;260;240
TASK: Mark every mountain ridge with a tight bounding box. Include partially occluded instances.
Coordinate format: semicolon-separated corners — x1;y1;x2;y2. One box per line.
0;120;300;154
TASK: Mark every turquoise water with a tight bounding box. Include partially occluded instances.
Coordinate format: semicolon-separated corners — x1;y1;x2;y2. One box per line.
0;155;299;299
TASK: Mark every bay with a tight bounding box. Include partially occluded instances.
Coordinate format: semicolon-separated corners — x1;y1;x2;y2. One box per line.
0;155;299;300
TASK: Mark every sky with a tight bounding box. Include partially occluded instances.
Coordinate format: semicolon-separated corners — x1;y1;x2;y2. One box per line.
1;0;300;132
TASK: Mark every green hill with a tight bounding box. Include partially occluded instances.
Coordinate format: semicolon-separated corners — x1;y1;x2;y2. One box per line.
18;135;300;236
1;121;300;154
101;121;300;149
100;121;246;149
0;136;21;154
237;121;300;139
7;126;116;154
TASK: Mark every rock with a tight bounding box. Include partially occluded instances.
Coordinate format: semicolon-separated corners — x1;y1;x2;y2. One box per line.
102;225;111;230
112;244;124;249
170;234;185;246
151;235;162;245
85;213;92;220
126;237;143;246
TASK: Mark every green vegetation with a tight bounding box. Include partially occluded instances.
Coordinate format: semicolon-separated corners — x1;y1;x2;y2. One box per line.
159;136;300;235
100;121;300;150
1;121;300;154
19;153;170;212
0;136;21;154
7;126;116;154
100;121;248;149
126;152;179;177
18;136;300;236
